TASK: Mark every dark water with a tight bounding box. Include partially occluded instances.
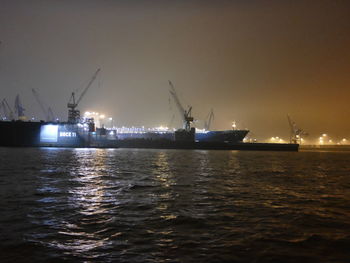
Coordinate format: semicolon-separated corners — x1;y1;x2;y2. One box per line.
0;148;349;263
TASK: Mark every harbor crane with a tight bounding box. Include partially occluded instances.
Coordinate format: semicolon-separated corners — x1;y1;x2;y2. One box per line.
1;99;14;120
168;80;194;132
31;89;55;122
0;100;6;120
204;108;214;131
67;68;101;123
14;95;26;120
287;115;308;144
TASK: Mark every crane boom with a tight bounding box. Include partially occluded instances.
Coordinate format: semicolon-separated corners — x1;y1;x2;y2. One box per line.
32;89;55;121
76;68;101;106
2;98;14;120
32;89;48;121
168;80;193;131
1;100;7;119
204;108;214;130
0;100;4;119
168;80;186;121
287;115;295;133
67;68;101;123
48;107;55;121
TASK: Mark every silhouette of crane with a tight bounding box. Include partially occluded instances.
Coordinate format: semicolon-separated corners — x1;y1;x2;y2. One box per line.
32;89;55;122
67;68;100;123
168;80;193;132
204;108;214;131
287;115;308;144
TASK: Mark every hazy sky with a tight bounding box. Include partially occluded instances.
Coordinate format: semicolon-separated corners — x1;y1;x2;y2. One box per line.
1;0;350;140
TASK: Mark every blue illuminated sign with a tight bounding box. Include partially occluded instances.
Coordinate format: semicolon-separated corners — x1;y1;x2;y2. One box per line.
59;131;77;137
40;125;58;143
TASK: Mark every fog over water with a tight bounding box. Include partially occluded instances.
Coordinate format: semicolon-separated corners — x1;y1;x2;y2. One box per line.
1;0;350;140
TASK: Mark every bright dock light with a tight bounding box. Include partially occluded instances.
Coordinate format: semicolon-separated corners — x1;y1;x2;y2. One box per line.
232;121;236;130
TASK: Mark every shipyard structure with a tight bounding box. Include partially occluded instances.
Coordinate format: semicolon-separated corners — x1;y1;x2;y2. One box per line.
0;69;298;151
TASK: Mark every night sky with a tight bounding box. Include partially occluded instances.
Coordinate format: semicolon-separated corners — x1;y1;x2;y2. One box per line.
1;0;350;141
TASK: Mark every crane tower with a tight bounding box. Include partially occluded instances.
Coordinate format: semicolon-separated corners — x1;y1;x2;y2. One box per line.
287;115;308;144
67;68;101;123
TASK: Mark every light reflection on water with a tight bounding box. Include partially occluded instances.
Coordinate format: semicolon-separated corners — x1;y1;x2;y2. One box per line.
63;150;114;254
0;148;349;262
32;149;118;257
154;151;172;188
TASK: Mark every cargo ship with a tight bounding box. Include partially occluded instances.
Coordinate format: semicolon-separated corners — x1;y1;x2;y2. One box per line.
0;72;298;151
0;118;248;147
0;120;298;151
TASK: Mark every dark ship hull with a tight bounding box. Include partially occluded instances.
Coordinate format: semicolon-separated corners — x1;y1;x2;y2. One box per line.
0;121;84;147
0;121;298;151
0;121;248;146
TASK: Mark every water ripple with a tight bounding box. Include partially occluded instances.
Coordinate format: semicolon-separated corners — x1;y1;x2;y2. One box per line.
0;148;349;262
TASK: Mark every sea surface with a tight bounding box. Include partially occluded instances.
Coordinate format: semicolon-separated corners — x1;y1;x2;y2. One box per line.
0;148;349;263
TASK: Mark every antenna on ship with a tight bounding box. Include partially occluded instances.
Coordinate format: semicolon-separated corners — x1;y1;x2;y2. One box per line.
67;68;101;124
